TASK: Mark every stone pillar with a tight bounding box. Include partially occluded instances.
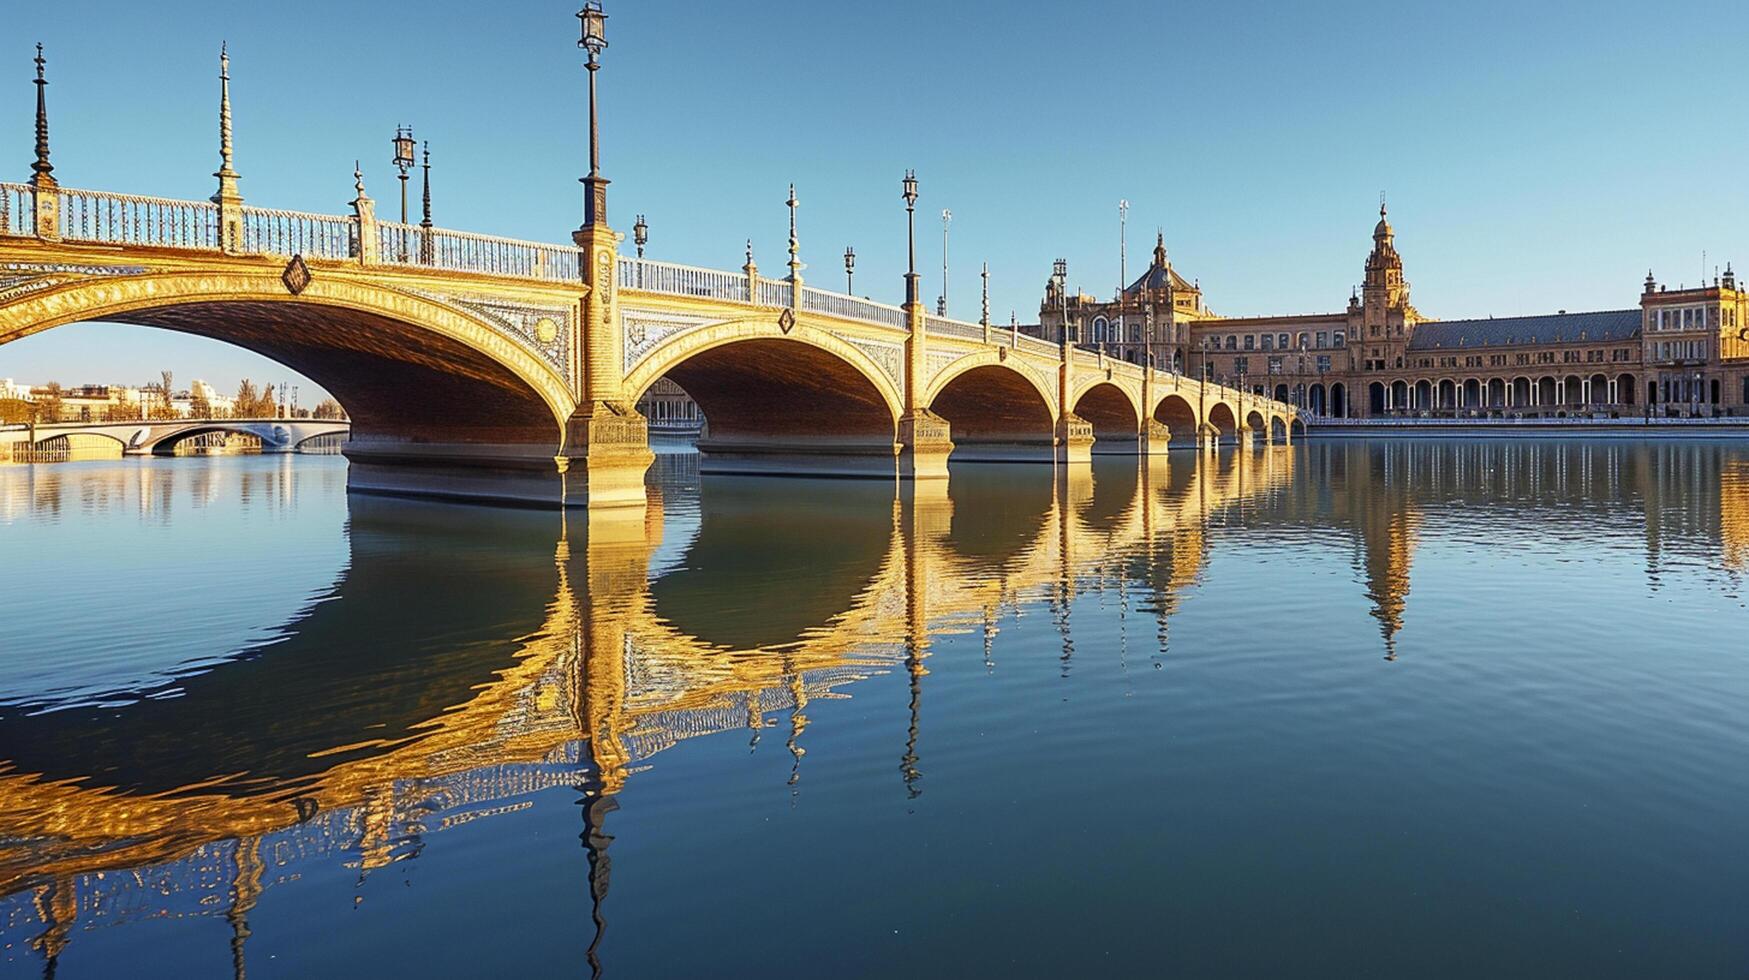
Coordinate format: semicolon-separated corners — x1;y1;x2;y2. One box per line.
1236;425;1255;451
29;179;58;241
564;220;654;511
899;298;953;479
212;44;245;255
1140;418;1173;455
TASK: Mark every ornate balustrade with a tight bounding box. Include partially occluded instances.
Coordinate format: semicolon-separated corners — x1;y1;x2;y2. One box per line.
0;182;33;237
926;315;986;341
1014;333;1061;358
378;221;582;282
60;186;219;249
799;286;907;328
756;278;792;308
240;205;354;260
617;256;746;301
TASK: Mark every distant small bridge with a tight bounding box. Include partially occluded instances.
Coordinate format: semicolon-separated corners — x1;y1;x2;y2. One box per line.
1;418;350;461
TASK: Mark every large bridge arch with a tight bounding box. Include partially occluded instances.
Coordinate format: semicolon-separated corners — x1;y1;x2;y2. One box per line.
625;318;903;474
1151;392;1201;448
1071;380;1141;454
0;268;578;446
926;360;1057;462
1207;401;1239;443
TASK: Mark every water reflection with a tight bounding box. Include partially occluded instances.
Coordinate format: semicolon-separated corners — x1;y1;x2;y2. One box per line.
2;439;1748;974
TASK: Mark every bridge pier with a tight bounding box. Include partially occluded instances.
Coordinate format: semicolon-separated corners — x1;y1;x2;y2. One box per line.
1137;418;1174;456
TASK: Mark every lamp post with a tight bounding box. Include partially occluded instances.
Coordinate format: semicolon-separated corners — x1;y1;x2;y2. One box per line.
1117;199;1128;361
577;1;609;230
844;245;855;294
938;208;951;317
903;171;919;307
633;213;647;257
391;125;416;258
1053;258;1069;351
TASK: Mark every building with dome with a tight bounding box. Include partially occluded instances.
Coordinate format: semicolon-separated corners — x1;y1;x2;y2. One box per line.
1032;206;1749;420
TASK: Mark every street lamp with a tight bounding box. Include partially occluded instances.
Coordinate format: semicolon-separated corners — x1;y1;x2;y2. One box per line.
391;125;416;260
577;1;609;229
903;171;919;307
1053;258;1068;350
844;245;855;293
633;213;648;257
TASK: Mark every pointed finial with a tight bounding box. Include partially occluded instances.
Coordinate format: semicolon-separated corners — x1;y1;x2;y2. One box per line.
745;238;754;266
353;161;366;197
214;42;239;185
787;182;800;264
1379;190;1387;217
980;261;990;327
420;141;432;229
31;42;53;182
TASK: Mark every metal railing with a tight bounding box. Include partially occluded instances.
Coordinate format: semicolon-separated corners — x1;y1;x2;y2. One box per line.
0;182;31;237
799;286;907;328
757;277;792;308
1013;333;1062;358
240;205;354;260
926;315;986;341
617;257;747;301
59;187;219;249
379;221;582;282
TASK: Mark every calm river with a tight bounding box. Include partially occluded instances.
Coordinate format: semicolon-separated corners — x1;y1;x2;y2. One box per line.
1;440;1745;977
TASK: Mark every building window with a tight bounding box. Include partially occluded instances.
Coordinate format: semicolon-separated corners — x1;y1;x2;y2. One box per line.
1268;356;1283;374
1333;331;1345;348
1244;335;1255;351
1225;335;1237;351
1316;331;1328;349
1316;355;1331;372
1262;334;1274;350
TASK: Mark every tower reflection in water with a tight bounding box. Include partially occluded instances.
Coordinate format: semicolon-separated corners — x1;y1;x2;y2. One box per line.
3;439;1748;975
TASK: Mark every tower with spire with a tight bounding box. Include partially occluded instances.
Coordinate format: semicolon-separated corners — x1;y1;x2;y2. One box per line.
1352;200;1418;374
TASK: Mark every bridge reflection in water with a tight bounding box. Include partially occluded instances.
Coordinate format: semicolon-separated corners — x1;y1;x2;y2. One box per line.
3;440;1749;975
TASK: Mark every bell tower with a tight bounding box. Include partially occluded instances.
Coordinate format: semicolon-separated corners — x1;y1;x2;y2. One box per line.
1356;201;1415;373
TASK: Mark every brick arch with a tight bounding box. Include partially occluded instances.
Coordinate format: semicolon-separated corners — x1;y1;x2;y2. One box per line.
921;349;1058;421
0;268;577;447
623;315;904;429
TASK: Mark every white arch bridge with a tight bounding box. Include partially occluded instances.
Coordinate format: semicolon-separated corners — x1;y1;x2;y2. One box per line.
1;418;350;461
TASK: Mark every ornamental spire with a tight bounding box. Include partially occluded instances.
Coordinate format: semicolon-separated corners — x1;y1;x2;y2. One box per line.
420;141;432;229
216;43;237;181
786;182;800;279
31;43;53;185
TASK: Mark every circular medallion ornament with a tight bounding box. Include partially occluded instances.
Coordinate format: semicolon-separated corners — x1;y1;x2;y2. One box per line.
536;317;559;344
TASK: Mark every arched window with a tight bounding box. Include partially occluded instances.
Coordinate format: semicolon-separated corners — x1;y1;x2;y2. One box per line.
1092;316;1108;343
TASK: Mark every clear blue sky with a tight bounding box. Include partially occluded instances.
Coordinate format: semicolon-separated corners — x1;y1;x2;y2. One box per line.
3;0;1745;399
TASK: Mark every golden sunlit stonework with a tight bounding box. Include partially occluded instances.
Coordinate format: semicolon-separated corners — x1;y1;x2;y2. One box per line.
1032;210;1749;420
0;46;1299;510
0;452;1295;963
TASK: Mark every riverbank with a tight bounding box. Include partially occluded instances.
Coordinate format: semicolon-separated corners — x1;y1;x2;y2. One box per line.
1308;417;1749;438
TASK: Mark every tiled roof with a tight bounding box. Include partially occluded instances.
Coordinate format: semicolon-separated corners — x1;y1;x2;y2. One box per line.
1123;264;1194;296
1407;309;1640;350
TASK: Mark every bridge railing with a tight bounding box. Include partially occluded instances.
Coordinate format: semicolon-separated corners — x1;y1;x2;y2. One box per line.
58;186;220;250
240;205;355;260
799;286;907;328
617;256;747;301
0;182;32;237
1013;333;1062;358
757;277;792;308
926;315;986;341
377;221;583;282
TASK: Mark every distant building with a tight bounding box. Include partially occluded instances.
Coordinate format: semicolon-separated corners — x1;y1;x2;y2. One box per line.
636;377;704;435
0;378;33;402
1030;210;1749;419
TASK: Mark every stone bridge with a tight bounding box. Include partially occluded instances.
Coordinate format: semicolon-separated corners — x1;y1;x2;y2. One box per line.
0;42;1301;510
0;417;349;458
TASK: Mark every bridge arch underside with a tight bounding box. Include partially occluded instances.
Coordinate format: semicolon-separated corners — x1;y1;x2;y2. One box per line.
657;338;899;477
57;301;569;503
1152;393;1200;448
1207;402;1240;444
930;365;1056;463
1073;383;1141;455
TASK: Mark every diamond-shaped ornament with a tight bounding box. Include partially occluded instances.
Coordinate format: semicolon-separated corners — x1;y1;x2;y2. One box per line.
282;255;312;295
778;307;796;334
